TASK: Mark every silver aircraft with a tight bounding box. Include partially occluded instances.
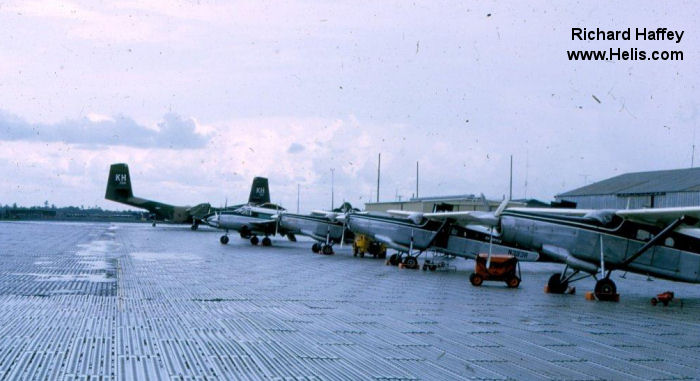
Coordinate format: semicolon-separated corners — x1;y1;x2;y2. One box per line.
278;211;352;255
344;206;539;269
423;204;700;300
205;177;294;246
278;202;356;255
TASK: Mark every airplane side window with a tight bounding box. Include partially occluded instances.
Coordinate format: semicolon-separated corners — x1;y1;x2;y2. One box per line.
665;237;675;247
636;230;651;241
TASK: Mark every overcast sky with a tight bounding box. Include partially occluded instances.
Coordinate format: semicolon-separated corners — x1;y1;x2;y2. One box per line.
0;1;697;211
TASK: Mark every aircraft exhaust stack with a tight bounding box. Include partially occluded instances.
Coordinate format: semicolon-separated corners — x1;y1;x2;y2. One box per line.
105;163;134;201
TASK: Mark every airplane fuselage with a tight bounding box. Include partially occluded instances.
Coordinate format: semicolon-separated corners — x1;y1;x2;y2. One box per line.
279;214;350;244
346;213;445;251
206;206;279;236
499;210;700;283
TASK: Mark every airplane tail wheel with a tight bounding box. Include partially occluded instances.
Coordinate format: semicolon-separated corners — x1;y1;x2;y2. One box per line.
469;273;483;286
547;273;568;294
220;235;229;245
262;237;271;247
506;276;521;288
312;243;321;253
403;256;418;269
322;245;334;255
594;278;617;300
250;236;259;245
388;254;400;266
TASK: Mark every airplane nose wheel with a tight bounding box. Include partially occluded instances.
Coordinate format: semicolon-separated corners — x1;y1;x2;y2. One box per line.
594;278;618;301
262;237;272;247
547;273;569;294
220;235;229;244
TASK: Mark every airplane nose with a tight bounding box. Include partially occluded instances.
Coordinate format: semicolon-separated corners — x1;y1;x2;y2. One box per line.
205;215;218;227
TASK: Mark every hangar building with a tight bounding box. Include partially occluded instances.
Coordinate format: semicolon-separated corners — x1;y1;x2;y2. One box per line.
555;167;700;209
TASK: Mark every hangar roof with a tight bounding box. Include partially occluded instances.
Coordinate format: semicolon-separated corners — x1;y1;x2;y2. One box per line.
558;167;700;197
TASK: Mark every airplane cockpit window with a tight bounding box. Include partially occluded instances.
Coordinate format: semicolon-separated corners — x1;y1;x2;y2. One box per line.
582;210;620;227
636;229;651;241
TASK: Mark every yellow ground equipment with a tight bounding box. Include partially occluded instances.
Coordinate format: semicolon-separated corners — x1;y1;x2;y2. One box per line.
469;253;521;288
353;234;387;258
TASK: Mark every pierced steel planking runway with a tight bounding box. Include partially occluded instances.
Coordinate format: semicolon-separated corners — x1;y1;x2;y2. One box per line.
0;221;699;380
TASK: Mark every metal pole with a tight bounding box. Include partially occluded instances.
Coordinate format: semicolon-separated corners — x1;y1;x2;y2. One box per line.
331;168;335;210
509;155;513;201
416;161;419;199
376;153;381;202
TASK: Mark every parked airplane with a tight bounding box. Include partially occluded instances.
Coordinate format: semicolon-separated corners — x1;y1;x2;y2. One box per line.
105;163;212;229
422;204;700;300
278;202;356;255
344;207;539;269
205;178;295;246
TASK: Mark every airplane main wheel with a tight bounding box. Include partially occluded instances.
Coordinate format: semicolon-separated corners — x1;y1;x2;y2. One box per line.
403;256;418;269
469;273;483;286
250;236;259;246
594;278;617;301
152;221;156;227
262;237;271;247
388;253;401;266
220;235;229;245
547;273;568;294
322;245;334;255
312;243;321;253
506;276;521;288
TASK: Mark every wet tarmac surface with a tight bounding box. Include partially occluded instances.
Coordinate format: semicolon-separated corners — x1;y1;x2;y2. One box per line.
0;221;699;380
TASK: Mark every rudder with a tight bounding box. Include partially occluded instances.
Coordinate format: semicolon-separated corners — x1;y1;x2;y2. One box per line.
105;163;134;201
248;177;270;204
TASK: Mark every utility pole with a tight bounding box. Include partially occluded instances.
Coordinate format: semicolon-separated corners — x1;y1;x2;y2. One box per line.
376;153;381;202
330;168;335;210
509;155;513;200
416;161;419;199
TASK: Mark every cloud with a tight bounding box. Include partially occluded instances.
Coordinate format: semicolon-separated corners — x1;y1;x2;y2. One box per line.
0;110;208;149
287;143;305;154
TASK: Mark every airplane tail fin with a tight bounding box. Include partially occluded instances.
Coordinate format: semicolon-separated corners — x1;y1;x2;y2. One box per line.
105;163;134;202
248;177;271;204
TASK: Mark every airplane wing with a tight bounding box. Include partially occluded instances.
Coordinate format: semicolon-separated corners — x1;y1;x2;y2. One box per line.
615;206;700;226
421;211;500;226
506;207;593;216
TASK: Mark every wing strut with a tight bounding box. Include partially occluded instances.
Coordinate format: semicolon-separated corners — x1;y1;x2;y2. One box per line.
617;216;689;271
